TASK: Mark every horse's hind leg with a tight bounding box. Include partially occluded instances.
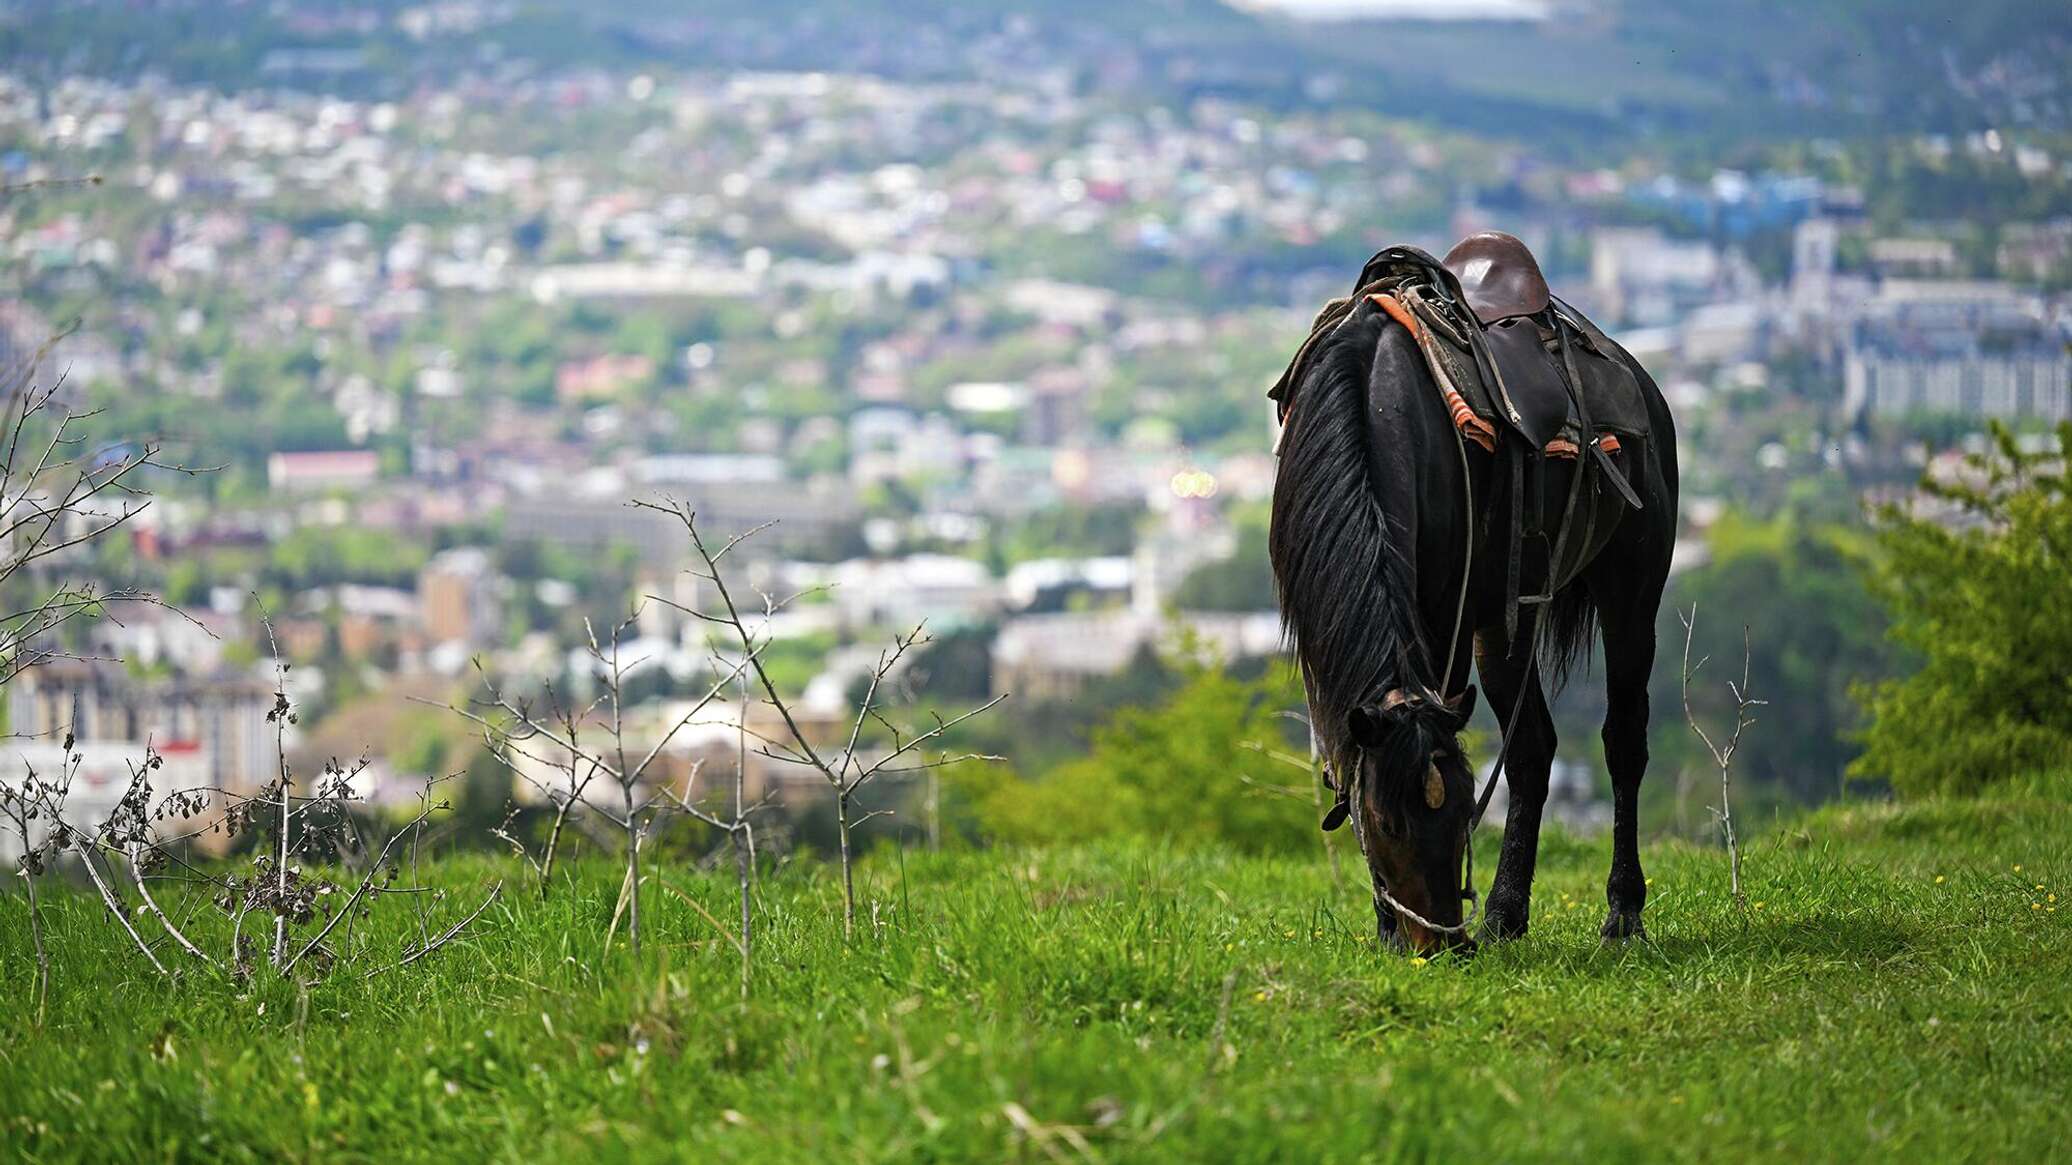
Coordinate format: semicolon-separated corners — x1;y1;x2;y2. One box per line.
1473;619;1557;942
1595;572;1664;941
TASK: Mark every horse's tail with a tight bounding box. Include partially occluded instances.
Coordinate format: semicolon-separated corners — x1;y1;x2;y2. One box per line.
1539;580;1597;691
1268;305;1422;770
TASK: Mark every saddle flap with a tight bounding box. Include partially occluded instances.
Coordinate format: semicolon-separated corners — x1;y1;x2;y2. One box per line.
1563;332;1651;442
1480;318;1572;450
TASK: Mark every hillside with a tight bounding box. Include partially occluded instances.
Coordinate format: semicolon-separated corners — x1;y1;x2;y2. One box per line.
7;0;2065;151
2;791;2066;1161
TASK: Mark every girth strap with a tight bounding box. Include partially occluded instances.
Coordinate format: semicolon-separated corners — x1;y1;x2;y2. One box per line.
1505;450;1525;643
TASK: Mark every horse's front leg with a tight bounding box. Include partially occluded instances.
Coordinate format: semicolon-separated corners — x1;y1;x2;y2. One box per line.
1473;620;1557;942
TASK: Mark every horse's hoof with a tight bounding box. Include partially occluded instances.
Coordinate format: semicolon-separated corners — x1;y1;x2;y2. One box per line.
1599;910;1647;943
1479;897;1530;943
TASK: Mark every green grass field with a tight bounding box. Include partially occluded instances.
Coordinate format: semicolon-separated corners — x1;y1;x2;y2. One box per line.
3;793;2068;1163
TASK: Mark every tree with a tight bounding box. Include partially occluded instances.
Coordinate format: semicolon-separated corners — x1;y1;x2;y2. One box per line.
1851;422;2072;796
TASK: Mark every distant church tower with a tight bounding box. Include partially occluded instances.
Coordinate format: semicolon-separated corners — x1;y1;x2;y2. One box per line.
1790;217;1838;313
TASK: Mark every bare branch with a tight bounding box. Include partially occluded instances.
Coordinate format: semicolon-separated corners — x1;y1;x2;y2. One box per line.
857;694;1011;785
126;844;215;967
364;882;504;979
74;842;168;976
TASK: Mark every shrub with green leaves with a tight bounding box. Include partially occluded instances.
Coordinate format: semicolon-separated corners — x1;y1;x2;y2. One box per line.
959;660;1317;852
1853;421;2072;796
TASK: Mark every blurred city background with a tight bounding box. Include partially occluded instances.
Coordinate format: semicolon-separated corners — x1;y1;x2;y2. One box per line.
2;0;2067;853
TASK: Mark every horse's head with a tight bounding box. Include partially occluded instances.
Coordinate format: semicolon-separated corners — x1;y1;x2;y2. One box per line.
1346;685;1478;955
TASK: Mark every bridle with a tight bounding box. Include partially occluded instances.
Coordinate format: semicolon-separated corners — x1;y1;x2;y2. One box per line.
1344;686;1488;940
1349;612;1558;942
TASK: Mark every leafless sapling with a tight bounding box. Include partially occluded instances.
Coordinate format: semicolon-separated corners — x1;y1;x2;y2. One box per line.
124;628;500;983
436;608;764;955
1678;604;1764;912
638;500;1006;940
1;758;67;1021
0;332;202;1000
0;333;200;684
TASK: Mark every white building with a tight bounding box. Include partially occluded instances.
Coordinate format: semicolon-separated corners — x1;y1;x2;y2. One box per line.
991;609;1281;702
0;740;215;861
829;555;999;632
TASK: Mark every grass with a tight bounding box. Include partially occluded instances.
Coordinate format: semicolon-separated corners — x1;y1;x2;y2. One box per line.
2;793;2068;1163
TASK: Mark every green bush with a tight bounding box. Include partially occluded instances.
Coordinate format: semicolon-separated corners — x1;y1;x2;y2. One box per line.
1852;421;2072;796
959;660;1318;853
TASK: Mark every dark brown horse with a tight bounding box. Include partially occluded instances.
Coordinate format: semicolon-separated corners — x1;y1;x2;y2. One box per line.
1268;242;1678;955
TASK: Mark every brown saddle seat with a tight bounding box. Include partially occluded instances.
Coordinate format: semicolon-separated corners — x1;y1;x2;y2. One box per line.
1442;231;1552;326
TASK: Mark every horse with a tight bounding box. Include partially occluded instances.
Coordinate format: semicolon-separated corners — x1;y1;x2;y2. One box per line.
1267;236;1679;956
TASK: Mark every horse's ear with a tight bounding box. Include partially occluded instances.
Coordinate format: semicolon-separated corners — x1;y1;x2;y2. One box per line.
1446;685;1478;728
1347;705;1387;747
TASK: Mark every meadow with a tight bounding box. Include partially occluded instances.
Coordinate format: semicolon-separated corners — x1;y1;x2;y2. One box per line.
2;791;2067;1163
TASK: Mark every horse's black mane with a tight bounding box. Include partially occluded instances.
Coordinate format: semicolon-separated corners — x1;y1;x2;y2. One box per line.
1267;304;1430;780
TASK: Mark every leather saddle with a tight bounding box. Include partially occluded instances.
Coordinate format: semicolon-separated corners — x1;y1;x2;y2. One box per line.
1444;231;1551;325
1409;235;1649;463
1269;233;1652;465
1440;232;1568;450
